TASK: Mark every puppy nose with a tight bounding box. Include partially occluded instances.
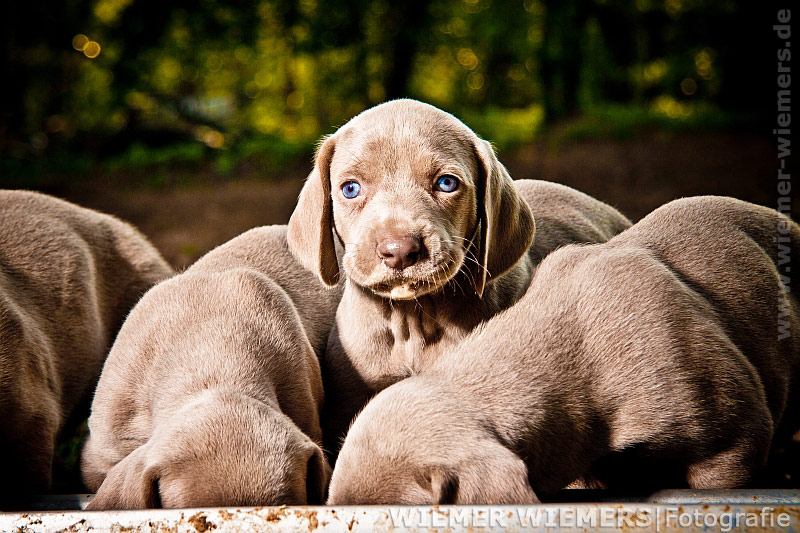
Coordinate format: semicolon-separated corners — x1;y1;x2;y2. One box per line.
377;234;421;270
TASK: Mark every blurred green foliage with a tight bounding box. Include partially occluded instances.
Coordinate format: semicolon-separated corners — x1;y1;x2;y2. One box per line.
0;0;775;181
552;102;750;144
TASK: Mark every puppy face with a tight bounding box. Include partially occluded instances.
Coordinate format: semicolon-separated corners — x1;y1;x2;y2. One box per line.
329;112;479;299
87;393;330;510
327;379;538;505
288;99;535;299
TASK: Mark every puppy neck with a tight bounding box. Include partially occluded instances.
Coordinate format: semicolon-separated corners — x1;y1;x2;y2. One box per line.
343;253;534;372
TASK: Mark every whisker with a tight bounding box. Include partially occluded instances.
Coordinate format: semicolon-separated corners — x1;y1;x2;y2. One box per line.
461;253;489;277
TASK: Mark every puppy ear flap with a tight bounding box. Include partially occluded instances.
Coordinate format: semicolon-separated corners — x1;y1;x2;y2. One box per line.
472;139;535;297
85;446;161;510
288;134;339;286
429;467;460;505
445;446;539;504
305;444;332;505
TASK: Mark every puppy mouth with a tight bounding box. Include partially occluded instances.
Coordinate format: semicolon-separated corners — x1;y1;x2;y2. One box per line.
364;258;463;300
375;279;428;300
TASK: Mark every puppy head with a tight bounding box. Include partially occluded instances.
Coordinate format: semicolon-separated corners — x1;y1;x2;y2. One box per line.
86;392;330;510
327;378;538;505
287;99;534;298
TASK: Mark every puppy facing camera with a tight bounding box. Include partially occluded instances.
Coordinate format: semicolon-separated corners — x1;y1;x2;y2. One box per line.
286;99;633;458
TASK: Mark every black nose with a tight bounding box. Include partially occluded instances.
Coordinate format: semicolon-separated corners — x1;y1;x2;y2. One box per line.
377;234;421;270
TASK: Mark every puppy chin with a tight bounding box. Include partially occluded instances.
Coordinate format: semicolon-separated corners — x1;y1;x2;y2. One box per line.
378;281;427;300
344;250;466;300
361;279;431;300
390;284;417;300
367;268;461;300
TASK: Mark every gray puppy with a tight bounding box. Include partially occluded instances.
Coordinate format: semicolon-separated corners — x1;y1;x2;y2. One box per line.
82;226;341;509
287;99;631;453
0;190;172;499
328;197;800;504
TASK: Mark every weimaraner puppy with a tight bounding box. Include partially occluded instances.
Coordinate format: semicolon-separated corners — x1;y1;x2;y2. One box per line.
0;190;172;500
82;226;341;509
328;197;800;504
287;99;632;455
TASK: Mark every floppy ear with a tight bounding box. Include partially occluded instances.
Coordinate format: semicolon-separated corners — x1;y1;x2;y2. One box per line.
433;446;539;504
287;135;339;286
85;446;161;510
472;139;536;297
305;444;332;504
429;467;460;505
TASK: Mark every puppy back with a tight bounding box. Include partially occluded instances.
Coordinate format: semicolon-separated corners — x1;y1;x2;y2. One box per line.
613;196;800;424
188;225;342;357
0;190;172;418
512;180;632;264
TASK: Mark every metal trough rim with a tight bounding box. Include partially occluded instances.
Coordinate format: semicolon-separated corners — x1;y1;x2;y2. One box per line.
2;490;799;532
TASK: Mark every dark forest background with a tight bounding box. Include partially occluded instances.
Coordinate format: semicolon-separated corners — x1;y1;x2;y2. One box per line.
0;0;786;269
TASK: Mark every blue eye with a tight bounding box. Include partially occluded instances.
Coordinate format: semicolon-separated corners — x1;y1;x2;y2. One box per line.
434;175;459;193
342;181;361;199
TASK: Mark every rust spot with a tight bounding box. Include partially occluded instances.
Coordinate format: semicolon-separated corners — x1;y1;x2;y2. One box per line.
64;518;87;532
218;510;234;521
188;512;216;532
145;520;179;533
432;505;448;517
264;507;288;522
303;510;319;531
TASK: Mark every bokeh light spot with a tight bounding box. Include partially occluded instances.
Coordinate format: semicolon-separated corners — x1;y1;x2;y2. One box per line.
457;48;478;70
287;91;304;110
72;34;89;51
694;48;715;80
203;130;225;149
467;72;484;90
83;41;101;58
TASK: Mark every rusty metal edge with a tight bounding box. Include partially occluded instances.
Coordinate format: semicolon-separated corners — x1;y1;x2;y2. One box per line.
2;499;800;532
